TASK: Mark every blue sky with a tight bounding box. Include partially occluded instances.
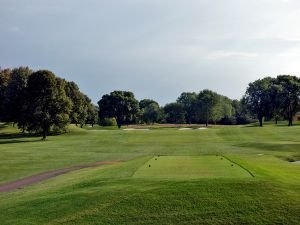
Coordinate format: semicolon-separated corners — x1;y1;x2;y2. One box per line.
1;0;300;105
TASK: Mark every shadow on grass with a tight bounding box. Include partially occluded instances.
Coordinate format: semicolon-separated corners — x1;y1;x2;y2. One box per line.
235;142;300;152
0;132;42;144
0;139;42;144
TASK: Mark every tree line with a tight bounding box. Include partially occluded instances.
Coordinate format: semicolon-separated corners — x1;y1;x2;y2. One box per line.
98;76;300;128
0;67;97;139
1;66;300;138
98;90;251;128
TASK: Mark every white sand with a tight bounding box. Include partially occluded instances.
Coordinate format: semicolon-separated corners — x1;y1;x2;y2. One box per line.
198;127;208;130
178;128;193;130
292;161;300;164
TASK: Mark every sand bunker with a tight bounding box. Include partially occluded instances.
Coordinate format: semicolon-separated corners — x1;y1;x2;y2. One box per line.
178;128;193;130
292;161;300;164
198;127;208;130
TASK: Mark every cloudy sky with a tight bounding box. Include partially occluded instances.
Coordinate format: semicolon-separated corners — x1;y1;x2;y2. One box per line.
1;0;300;105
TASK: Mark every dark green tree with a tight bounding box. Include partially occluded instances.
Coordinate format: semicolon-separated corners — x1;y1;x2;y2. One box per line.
139;99;159;109
25;70;72;139
269;78;284;124
3;67;32;130
276;75;300;126
65;81;87;126
0;68;12;120
177;92;197;124
142;103;162;124
85;96;98;127
243;77;272;127
98;91;139;128
196;89;220;127
164;102;186;124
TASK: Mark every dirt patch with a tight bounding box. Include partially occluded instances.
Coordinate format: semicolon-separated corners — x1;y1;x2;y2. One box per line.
0;161;119;193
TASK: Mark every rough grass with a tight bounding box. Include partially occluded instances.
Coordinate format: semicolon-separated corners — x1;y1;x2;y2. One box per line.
0;122;300;224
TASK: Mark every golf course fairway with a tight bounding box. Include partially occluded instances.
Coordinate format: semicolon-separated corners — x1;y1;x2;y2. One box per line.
0;123;299;225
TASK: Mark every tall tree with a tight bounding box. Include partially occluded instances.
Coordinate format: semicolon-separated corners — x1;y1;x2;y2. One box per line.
65;81;87;126
177;92;197;124
0;68;12;120
164;102;186;124
98;91;139;128
139;99;159;109
243;77;272;127
269;78;284;124
25;70;72;139
276;75;300;126
142;103;162;124
3;67;32;129
196;89;220;127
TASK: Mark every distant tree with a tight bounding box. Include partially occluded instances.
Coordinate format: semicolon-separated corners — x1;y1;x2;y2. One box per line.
85;97;98;127
164;102;186;124
177;92;197;124
196;89;220;127
0;68;12;120
269;78;284;124
65;81;87;126
3;67;32;130
142;103;162;124
98;91;139;128
139;99;159;109
243;77;272;127
25;70;72;139
276;75;300;126
232;99;252;125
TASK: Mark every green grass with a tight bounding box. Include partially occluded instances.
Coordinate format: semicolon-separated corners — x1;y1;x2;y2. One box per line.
0;122;300;224
133;156;252;179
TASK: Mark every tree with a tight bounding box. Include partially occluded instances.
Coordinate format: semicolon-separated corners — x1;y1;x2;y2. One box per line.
177;92;197;124
86;99;98;127
3;67;32;130
164;102;186;124
276;75;300;126
25;70;72;139
65;81;87;126
243;77;272;127
196;89;220;127
139;99;159;109
232;99;252;125
0;68;12;120
98;91;139;128
142;103;162;124
269;78;284;124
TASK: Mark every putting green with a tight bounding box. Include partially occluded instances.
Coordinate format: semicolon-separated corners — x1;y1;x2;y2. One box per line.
133;156;252;179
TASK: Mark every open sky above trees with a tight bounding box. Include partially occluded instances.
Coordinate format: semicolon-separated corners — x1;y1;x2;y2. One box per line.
1;0;300;104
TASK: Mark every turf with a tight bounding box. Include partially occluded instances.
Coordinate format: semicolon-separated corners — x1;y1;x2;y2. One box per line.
0;122;300;224
133;156;252;179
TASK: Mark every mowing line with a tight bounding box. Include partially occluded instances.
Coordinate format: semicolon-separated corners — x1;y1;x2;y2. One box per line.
221;155;255;178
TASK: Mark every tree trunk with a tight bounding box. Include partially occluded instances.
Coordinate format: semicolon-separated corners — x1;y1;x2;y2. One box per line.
258;116;263;127
288;117;293;126
42;128;47;140
206;119;208;127
275;118;278;125
42;121;48;140
116;117;122;129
